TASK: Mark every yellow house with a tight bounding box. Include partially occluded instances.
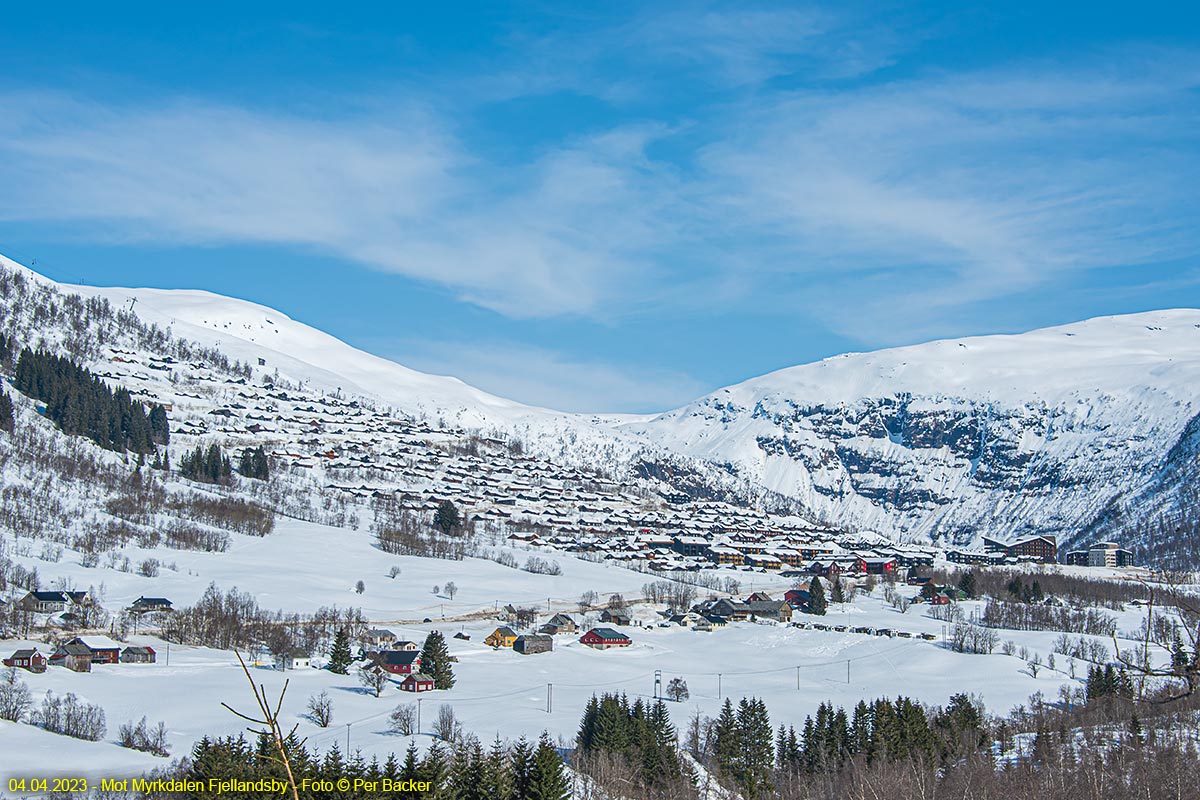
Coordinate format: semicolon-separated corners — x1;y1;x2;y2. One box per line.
484;626;518;648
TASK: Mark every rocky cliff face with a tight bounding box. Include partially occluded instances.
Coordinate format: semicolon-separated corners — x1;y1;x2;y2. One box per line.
625;311;1200;548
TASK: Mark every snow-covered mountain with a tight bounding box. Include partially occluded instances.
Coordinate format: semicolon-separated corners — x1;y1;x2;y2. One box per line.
6;251;1199;555
623;311;1200;550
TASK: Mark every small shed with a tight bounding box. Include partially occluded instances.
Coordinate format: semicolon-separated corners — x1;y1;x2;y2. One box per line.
274;649;312;671
513;634;553;655
120;646;157;664
599;609;632;626
399;672;436;693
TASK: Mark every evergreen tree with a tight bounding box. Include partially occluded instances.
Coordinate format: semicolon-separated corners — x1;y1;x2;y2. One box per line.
434;500;461;535
449;736;489;800
830;707;850;767
800;715;819;772
238;445;270;479
180;443;233;484
808;577;827;615
1171;631;1190;673
735;697;774;798
849;700;871;755
481;737;513;800
831;578;846;604
934;693;985;761
328;628;354;675
509;737;534;800
644;700;681;783
957;571;978;599
591;694;630;754
576;695;600;752
398;743;423;800
920;581;938;600
419;630;456;689
712;698;740;778
529;732;570;800
420;742;450;800
1128;713;1144;745
148;403;169;445
0;390;13;434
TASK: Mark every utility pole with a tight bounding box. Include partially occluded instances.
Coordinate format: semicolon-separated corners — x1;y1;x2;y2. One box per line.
346;723;351;754
718;672;722;698
654;669;662;700
417;698;422;733
846;660;851;684
547;683;553;714
796;665;800;690
165;643;169;667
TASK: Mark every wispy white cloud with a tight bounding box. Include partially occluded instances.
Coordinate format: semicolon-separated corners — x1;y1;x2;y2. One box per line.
379;337;707;414
697;51;1200;341
0;93;684;319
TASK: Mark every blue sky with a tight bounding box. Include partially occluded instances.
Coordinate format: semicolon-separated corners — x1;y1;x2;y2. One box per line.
1;2;1198;412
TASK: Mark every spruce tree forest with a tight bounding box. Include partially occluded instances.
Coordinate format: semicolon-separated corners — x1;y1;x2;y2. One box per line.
12;345;168;454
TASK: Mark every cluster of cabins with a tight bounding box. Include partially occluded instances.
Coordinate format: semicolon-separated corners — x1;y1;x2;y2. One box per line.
2;594;172;676
3;636;156;674
9;592;172;617
796;621;938;641
349;634;435;692
482;612;634;654
521;528;948;579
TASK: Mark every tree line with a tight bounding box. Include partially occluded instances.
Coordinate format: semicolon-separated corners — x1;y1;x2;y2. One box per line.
575;693;683;792
180;731;570;800
160;583;365;657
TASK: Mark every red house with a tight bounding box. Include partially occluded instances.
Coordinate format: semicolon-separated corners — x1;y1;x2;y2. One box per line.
3;649;47;673
856;557;897;576
370;649;421;675
66;636;121;665
580;628;632;650
783;588;810;608
399;673;435;693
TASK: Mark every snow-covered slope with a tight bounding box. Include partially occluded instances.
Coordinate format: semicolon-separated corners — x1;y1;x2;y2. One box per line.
623;311;1200;546
11;258;648;470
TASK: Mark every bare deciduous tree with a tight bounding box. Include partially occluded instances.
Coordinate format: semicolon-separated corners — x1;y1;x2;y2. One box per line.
389;703;416;735
306;690;333;727
358;665;391;698
432;704;461;742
